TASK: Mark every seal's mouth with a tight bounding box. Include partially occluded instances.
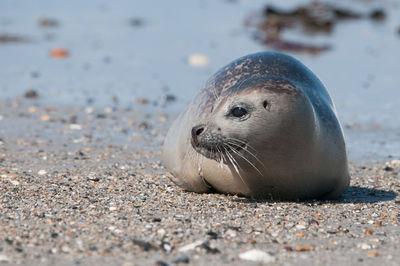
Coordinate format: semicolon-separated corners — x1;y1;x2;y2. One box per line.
191;135;247;161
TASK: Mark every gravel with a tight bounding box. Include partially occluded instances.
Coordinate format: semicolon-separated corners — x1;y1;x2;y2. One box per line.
0;101;399;265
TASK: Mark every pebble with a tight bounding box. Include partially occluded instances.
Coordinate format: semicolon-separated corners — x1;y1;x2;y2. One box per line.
136;98;149;104
61;245;71;253
40;115;51;121
38;169;47;175
10;180;20;185
171;256;190;264
295;244;315;252
359;243;372;250
0;254;10;262
155;260;169;266
132;239;158;251
24;89;39;99
69;124;83;130
239;249;276;264
296;224;307;230
188;53;210;67
178;239;208;252
368;251;379;257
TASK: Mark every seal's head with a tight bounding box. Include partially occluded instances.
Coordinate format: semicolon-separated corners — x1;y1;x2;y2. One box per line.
190;75;316;165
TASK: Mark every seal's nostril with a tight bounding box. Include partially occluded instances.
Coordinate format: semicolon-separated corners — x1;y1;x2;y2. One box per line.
191;125;205;140
196;127;204;136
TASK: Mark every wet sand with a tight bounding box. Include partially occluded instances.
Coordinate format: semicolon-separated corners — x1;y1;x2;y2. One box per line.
1;101;399;266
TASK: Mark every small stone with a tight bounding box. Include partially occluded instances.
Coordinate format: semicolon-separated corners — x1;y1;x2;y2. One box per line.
152;217;162;222
10;180;20;186
0;254;10;262
314;213;324;219
69;124;83;130
206;231;218;239
369;9;386;20
161;241;172;253
40;115;51;121
28;106;37;113
226;228;238;237
178;239;208;252
155;261;169;266
368;251;379;257
38;170;47;175
130;18;145;27
136;98;149;104
39;17;59;27
383;166;393;171
295;244;315;252
50;48;69;58
61;245;71;253
85;107;95;114
25;89;39;99
239;249;276;263
359;243;372;250
365;228;374;235
201;242;220;254
188;53;210;67
132;239;158;251
296;224;306;230
172;256;190;264
283;246;293;251
157;229;166;236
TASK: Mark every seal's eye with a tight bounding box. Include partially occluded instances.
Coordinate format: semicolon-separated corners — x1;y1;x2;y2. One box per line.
263;100;270;110
231;107;247;118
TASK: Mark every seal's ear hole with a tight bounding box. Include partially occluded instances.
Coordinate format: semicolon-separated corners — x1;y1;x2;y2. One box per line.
263;100;270;110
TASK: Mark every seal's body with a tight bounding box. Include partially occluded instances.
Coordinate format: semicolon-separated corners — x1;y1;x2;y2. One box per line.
163;52;349;200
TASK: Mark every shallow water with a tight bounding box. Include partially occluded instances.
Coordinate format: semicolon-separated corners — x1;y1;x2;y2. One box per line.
0;0;399;160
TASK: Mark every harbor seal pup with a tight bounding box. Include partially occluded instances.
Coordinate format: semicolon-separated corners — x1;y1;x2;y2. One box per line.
163;52;349;200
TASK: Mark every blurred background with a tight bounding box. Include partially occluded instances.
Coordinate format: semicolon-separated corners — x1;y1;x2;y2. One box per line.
0;0;399;160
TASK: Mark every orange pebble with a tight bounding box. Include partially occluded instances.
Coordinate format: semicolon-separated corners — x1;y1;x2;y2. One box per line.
50;48;69;58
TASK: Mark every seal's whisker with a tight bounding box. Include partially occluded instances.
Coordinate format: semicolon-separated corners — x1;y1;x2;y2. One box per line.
217;147;224;168
226;140;266;170
220;151;228;165
223;146;248;188
225;143;264;177
226;137;257;152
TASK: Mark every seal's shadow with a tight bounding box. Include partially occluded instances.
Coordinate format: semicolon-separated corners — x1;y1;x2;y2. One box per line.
338;186;397;203
230;186;397;203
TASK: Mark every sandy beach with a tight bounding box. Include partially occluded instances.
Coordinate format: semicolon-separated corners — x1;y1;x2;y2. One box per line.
0;102;399;265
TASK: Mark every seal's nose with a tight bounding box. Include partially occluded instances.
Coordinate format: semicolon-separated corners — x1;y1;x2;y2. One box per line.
191;125;205;145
